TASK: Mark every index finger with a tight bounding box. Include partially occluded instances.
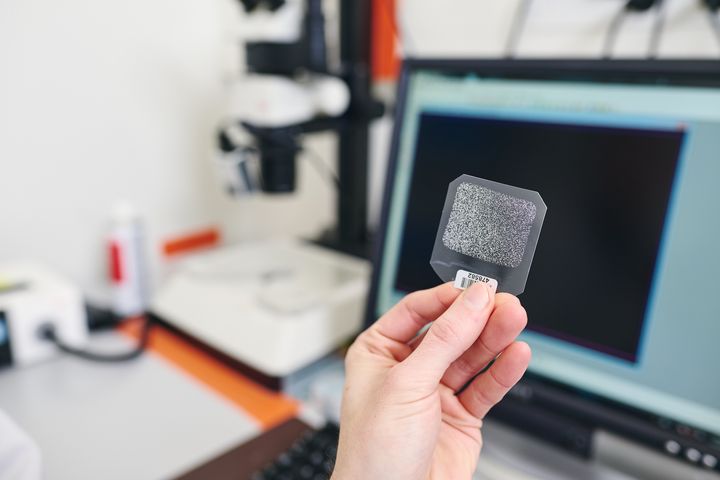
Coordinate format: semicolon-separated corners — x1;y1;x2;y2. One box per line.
369;282;461;344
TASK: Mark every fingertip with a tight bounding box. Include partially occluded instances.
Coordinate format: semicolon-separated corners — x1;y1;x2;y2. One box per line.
515;305;529;331
490;301;528;338
494;292;521;307
493;341;532;388
509;341;532;364
437;281;463;301
462;282;492;309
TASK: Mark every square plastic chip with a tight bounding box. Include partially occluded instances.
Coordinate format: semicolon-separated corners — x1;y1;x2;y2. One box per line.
430;174;547;295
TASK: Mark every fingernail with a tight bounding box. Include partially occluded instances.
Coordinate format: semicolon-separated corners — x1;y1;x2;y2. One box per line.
463;283;490;309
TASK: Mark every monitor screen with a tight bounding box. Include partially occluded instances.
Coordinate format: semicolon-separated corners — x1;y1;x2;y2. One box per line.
0;311;10;367
371;62;720;438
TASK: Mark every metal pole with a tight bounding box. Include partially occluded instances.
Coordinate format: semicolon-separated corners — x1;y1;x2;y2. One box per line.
337;0;372;254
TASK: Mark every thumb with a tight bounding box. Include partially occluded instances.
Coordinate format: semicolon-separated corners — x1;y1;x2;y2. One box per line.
397;282;495;392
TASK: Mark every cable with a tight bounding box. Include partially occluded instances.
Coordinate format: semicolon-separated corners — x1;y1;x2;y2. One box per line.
85;303;121;331
602;0;664;59
711;14;720;53
39;317;153;363
301;147;340;189
505;0;534;58
705;0;720;52
603;4;629;58
647;0;666;58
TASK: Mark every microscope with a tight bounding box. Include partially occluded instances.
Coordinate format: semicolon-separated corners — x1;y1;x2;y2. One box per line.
153;0;382;388
218;0;382;254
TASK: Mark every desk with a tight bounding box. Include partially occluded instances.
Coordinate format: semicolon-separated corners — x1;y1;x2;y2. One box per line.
2;322;718;480
0;322;294;480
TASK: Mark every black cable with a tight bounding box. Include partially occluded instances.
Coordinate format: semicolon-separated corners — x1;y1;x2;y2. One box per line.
603;5;629;58
301;147;340;189
39;317;153;363
711;14;720;52
647;0;666;58
85;303;121;331
505;0;533;58
603;0;664;59
705;0;720;52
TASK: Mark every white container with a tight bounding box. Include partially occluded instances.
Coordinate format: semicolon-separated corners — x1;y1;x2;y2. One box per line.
0;263;88;367
108;202;147;317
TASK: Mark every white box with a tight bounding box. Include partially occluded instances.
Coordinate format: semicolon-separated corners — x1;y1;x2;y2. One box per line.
152;238;370;377
0;263;88;367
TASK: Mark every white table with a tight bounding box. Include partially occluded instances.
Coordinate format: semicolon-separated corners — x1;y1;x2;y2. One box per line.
0;330;260;480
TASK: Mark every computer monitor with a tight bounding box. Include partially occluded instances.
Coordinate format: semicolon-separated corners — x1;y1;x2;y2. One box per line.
366;59;720;469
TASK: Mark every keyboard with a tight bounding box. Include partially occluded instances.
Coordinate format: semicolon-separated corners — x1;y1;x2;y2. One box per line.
251;423;340;480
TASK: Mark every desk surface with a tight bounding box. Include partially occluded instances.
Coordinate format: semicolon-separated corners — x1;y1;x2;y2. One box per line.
2;322;719;480
0;324;292;480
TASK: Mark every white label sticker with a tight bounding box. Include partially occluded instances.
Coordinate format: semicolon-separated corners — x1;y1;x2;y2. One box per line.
453;270;498;292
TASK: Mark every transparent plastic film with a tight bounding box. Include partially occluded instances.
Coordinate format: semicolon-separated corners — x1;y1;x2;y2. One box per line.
430;175;547;295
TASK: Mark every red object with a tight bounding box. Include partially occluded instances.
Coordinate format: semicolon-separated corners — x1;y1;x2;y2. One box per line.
109;241;124;283
372;0;401;81
162;227;221;257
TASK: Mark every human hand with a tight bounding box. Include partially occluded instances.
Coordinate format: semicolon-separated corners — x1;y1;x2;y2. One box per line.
332;282;531;480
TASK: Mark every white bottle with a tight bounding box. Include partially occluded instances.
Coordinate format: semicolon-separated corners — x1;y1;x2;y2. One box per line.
108;202;147;318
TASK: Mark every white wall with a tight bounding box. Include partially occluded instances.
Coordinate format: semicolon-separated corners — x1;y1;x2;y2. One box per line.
399;0;720;58
0;0;336;301
1;0;717;302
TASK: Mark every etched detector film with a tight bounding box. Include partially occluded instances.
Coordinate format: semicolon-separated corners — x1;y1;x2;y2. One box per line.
431;174;546;295
442;183;537;268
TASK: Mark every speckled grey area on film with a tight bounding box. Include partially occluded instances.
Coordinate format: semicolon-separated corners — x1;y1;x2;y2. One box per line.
442;182;537;268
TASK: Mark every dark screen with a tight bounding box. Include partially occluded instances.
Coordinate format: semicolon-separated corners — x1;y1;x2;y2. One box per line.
394;113;683;362
0;312;11;367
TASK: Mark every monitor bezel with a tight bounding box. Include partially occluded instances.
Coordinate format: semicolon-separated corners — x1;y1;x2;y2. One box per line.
363;58;720;457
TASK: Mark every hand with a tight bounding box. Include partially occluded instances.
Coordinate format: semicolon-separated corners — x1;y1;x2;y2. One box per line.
332;282;531;480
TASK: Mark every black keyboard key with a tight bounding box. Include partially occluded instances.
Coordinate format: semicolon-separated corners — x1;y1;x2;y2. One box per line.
309;451;324;466
252;423;340;480
298;465;315;478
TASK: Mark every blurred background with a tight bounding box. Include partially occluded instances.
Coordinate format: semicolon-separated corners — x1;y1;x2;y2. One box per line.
1;1;719;479
1;0;716;303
